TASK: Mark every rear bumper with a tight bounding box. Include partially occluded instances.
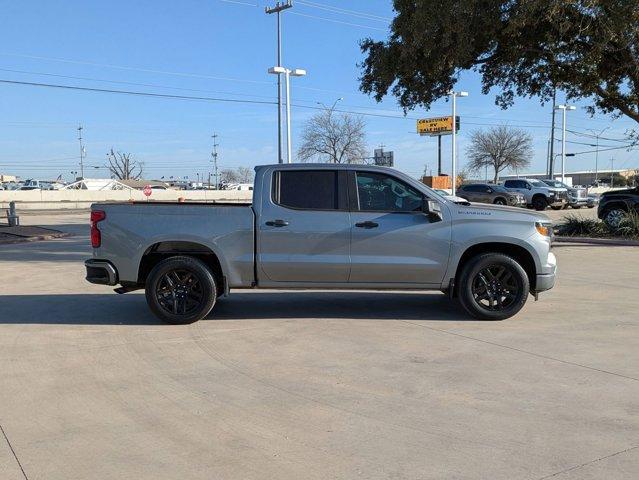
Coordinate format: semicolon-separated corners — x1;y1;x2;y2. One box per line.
85;259;118;286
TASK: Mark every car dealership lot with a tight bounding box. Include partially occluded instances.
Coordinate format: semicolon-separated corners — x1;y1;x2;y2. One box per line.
1;212;638;480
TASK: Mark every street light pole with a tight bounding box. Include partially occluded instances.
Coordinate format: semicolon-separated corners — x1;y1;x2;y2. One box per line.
587;127;610;184
269;66;306;163
555;104;575;183
449;90;468;196
265;1;292;164
77;124;85;179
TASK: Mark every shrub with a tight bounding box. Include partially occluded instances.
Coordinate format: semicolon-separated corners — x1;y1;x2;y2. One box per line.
615;210;639;237
557;214;607;237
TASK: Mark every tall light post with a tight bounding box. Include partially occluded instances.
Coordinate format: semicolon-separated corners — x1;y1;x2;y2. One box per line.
269;66;306;163
317;97;343;118
449;90;468;196
587;127;610;184
555;104;576;183
77;124;86;179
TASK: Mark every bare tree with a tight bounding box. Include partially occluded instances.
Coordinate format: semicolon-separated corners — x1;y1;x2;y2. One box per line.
106;149;143;180
466;126;532;183
236;167;254;183
298;109;367;163
220;169;240;185
220;167;254;185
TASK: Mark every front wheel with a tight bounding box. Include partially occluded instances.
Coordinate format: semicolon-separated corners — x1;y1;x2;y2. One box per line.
532;196;548;211
493;198;507;205
603;208;627;228
457;253;530;320
145;256;217;324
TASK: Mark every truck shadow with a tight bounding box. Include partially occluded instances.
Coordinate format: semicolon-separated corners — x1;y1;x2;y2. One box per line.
0;291;474;325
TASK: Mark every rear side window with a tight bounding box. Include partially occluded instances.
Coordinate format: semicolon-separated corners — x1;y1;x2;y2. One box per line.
273;170;340;210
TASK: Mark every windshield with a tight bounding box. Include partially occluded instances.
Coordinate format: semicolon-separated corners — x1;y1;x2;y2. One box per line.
528;179;547;187
542;180;567;188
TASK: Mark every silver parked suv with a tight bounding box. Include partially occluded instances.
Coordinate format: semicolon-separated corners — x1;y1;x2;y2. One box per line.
503;178;568;211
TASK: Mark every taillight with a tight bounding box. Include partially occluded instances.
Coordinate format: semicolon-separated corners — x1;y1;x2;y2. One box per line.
90;210;106;248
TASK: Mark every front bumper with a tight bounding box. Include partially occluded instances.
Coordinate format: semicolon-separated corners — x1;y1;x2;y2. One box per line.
569;197;589;207
534;252;557;293
85;259;118;286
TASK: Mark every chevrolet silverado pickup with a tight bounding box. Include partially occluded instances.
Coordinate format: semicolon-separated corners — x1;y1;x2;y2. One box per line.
85;164;557;323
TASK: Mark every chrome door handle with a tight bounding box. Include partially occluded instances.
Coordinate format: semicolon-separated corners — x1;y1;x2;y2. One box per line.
355;221;379;229
265;219;289;227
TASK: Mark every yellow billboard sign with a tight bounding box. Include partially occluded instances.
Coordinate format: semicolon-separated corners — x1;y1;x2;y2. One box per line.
417;116;459;136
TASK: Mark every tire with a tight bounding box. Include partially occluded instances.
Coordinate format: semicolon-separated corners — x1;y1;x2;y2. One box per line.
603;207;627;228
550;205;563;210
457;253;530;320
145;256;217;324
532;196;548;211
493;198;507;205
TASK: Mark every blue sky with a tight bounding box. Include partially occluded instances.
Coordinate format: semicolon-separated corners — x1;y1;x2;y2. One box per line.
0;0;637;182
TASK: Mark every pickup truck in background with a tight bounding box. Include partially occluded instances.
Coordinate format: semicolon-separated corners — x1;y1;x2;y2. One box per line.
503;178;568;210
85;164;557;324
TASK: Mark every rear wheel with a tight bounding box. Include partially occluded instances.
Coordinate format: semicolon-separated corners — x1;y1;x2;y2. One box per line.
457;253;529;320
145;256;217;324
603;207;627;228
532;196;548;211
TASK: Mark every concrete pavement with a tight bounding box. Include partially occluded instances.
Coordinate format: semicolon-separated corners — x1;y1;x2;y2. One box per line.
0;212;638;480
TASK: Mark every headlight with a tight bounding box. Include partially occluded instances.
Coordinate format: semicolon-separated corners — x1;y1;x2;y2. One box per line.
535;221;552;237
548;192;555;196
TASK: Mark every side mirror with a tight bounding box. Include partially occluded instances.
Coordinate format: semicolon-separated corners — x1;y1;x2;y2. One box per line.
487;188;493;193
422;198;443;221
527;184;532;190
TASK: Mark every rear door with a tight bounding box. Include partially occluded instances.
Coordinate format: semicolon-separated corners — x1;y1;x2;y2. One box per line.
348;170;451;285
257;169;351;283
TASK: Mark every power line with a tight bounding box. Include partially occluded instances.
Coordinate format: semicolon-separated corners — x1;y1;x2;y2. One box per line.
289;11;388;31
296;0;392;22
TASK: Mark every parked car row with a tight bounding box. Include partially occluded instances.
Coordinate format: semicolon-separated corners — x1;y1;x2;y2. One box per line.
455;178;599;211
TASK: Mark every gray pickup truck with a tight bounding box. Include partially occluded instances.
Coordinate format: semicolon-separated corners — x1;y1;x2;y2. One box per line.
85;164;557;323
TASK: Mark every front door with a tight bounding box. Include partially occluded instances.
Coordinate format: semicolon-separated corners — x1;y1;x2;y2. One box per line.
257;169;351;284
349;170;451;285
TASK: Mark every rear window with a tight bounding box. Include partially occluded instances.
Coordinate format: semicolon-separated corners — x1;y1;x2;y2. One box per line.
273;170;339;210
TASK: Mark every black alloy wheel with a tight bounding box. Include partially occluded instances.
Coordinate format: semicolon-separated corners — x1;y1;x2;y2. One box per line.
156;269;204;315
471;265;520;311
145;256;217;324
457;253;529;320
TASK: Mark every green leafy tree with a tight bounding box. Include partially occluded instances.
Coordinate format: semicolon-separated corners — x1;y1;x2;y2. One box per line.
359;0;639;123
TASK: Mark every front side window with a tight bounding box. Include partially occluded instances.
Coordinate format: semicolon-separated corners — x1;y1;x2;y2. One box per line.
274;170;339;210
356;172;423;212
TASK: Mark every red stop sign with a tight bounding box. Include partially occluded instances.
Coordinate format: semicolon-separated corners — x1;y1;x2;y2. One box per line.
143;185;152;197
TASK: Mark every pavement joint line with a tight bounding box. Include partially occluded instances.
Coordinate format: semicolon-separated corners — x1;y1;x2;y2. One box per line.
400;321;639;383
0;423;29;480
533;445;639;479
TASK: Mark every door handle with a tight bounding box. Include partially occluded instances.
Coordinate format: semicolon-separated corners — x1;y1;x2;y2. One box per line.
265;219;289;227
355;221;379;229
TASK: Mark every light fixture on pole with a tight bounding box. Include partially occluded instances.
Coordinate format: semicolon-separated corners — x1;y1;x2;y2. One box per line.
555;104;576;183
317;97;343;117
587;127;610;184
269;66;306;163
449;90;468;196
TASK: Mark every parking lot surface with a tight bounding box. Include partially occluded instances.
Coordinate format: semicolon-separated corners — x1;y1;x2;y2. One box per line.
1;212;638;480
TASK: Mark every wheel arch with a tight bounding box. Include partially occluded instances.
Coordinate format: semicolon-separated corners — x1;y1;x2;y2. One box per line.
452;242;537;295
137;241;226;295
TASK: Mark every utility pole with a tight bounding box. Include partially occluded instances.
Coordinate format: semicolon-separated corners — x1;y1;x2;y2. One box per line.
211;132;219;189
555;104;575;183
265;1;293;164
548;88;556;177
77;124;85;179
449;90;468;196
